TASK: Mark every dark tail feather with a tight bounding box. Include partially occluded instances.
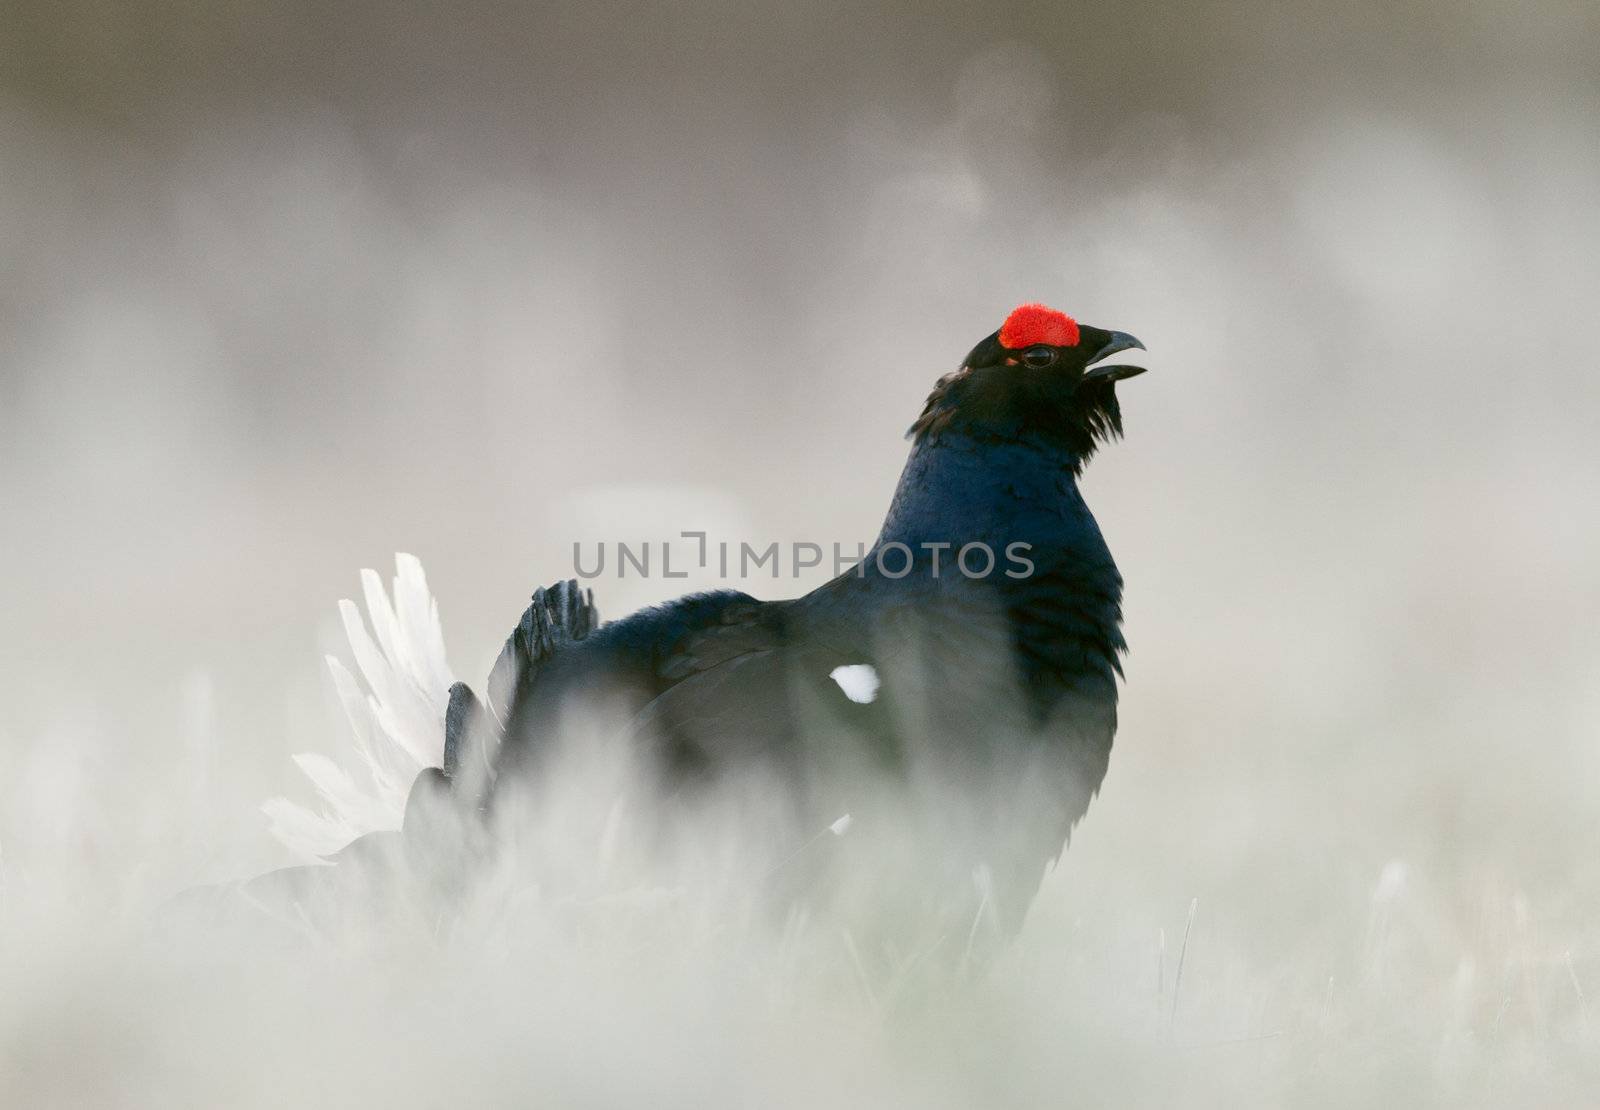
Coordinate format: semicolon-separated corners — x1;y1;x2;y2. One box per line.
486;579;600;728
396;580;600;838
442;681;498;802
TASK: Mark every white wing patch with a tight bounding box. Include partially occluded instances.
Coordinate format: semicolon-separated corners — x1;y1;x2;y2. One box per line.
829;664;880;705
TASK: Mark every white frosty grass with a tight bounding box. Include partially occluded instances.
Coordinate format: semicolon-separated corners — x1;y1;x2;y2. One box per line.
0;556;1596;1107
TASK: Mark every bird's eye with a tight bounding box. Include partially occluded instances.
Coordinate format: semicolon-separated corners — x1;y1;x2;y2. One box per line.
1021;346;1056;368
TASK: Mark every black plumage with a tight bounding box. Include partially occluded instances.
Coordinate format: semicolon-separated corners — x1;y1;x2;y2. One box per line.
440;304;1150;935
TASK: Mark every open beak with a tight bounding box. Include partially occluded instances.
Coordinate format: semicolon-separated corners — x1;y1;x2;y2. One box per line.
1082;331;1147;384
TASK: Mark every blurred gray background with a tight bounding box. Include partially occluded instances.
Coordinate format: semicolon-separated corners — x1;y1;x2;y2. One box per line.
2;0;1598;969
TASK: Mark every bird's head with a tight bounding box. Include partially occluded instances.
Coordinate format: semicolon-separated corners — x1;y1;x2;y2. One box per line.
909;303;1147;466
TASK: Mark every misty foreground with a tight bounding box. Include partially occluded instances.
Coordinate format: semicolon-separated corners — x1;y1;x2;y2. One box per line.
1;561;1595;1107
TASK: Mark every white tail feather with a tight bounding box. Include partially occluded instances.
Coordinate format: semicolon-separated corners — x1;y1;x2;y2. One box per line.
262;553;455;861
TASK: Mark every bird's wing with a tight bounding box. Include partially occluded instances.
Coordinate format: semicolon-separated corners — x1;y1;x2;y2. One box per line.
655;595;786;681
631;594;900;789
635;599;798;771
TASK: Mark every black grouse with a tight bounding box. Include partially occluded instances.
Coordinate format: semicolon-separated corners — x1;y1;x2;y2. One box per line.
426;302;1150;936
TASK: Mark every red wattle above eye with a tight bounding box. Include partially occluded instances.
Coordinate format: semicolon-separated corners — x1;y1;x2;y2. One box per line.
999;303;1079;349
